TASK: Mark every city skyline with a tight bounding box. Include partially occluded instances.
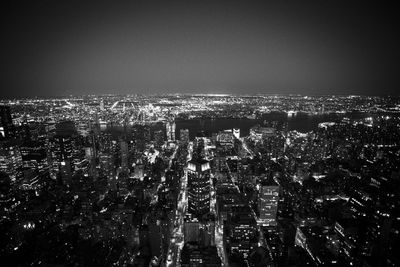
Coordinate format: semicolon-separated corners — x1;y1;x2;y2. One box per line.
1;1;400;266
1;94;400;266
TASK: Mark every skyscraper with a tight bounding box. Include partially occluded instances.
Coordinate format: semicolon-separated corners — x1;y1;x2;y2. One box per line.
258;177;280;226
50;135;73;182
154;130;165;148
20;141;48;172
0;142;22;181
228;205;258;259
187;142;211;220
233;128;240;139
166;121;176;141
180;128;190;143
217;129;234;150
120;139;129;171
100;99;105;111
0;106;15;139
99;153;115;188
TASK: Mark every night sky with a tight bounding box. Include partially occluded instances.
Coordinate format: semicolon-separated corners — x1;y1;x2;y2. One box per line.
1;1;398;98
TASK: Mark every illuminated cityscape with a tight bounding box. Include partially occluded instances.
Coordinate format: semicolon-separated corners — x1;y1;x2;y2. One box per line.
2;1;399;266
0;94;400;266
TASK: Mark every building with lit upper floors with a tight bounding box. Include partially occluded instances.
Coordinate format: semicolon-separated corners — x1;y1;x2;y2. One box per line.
258;176;280;227
187;158;211;220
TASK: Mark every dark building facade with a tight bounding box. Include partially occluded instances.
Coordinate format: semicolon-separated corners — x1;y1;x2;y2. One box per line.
0;106;15;139
187;158;211;220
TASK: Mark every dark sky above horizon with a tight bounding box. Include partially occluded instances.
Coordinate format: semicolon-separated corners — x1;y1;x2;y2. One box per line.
1;1;398;98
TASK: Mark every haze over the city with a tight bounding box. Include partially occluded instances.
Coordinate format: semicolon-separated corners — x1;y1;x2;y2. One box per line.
1;1;398;98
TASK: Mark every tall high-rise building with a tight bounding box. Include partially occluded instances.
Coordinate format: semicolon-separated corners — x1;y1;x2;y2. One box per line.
0;106;15;139
50;135;73;182
184;216;201;244
180;128;190;143
120;139;129;171
52;136;73;162
258;177;279;226
20;141;48;172
217;129;234;149
171;122;176;141
154;130;165;148
187;156;211;220
143;125;151;143
233;128;240;139
100;99;105;111
227;205;258;259
166;121;176;141
0;142;22;181
99;152;115;185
